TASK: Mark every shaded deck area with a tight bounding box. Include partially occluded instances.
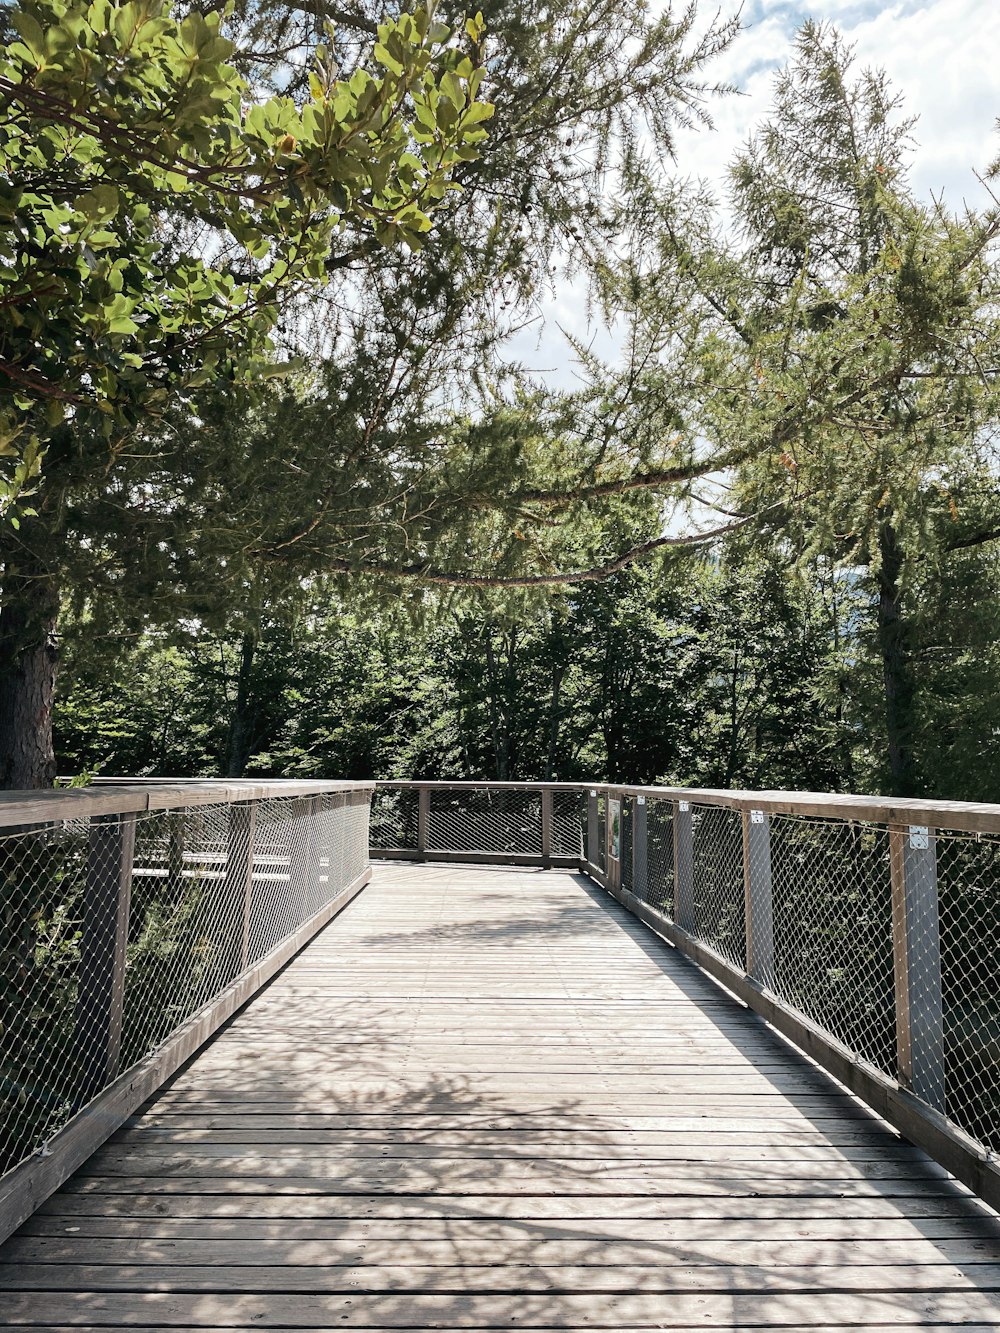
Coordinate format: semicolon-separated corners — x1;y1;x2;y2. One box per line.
2;862;1000;1328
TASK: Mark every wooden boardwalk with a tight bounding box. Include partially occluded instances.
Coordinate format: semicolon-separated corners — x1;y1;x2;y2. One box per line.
3;862;1000;1329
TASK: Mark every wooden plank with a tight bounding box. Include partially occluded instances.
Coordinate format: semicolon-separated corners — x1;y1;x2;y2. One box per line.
1;1289;999;1326
31;1188;997;1220
4;1259;1000;1294
20;1214;1000;1242
7;1234;1000;1268
0;780;374;828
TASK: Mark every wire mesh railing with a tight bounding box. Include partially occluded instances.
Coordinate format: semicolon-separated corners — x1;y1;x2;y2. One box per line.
0;781;372;1223
370;782;585;865
371;779;1000;1213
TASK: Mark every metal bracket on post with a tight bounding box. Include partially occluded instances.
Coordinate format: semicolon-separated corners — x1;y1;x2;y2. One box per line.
540;789;553;865
417;786;430;858
891;824;945;1110
743;808;775;987
674;800;694;932
77;813;137;1101
633;795;648;901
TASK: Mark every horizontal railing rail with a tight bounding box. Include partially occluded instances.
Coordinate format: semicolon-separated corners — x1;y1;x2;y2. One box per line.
0;778;374;1244
371;778;1000;1214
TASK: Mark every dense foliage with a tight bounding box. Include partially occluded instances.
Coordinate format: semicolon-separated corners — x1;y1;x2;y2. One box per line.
52;530;1000;802
0;0;492;510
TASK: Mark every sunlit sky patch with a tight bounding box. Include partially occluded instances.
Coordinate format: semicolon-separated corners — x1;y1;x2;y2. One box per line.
509;0;1000;385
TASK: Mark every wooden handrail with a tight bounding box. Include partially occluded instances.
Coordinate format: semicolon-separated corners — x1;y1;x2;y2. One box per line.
373;779;1000;836
0;778;375;830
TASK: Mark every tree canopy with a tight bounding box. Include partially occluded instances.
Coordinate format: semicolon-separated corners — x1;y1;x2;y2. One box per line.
3;5;1000;802
0;0;492;512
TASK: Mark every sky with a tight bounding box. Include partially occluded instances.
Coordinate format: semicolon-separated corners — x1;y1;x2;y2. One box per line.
510;0;1000;384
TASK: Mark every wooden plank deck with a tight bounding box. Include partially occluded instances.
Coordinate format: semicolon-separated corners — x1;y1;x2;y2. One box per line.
3;861;1000;1329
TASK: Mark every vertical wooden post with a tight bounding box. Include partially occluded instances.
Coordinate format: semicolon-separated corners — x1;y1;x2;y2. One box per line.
673;800;695;932
540;789;553;864
587;789;599;869
743;808;775;986
417;786;430;857
224;801;257;973
77;813;137;1101
891;824;945;1110
633;795;648;901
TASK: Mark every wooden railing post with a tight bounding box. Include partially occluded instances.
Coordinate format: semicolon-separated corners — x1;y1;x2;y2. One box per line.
417;786;430;857
633;795;648;900
891;824;945;1110
587;789;599;869
540;789;553;864
743;808;775;986
606;790;621;892
77;813;137;1100
673;799;694;932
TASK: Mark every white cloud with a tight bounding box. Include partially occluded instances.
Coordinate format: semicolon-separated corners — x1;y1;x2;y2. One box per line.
683;0;998;208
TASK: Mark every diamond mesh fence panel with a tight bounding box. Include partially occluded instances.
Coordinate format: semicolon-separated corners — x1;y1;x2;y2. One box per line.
0;817;92;1177
0;790;368;1180
691;804;746;969
369;785;418;851
645;797;675;918
427;788;542;855
937;830;1000;1150
551;790;584;858
768;815;896;1077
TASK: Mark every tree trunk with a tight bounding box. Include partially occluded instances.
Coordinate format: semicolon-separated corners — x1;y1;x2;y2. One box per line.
876;522;918;798
544;662;565;782
482;630;510;780
0;559;61;790
224;630;258;778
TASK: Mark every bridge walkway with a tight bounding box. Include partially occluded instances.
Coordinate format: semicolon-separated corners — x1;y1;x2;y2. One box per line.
2;862;1000;1329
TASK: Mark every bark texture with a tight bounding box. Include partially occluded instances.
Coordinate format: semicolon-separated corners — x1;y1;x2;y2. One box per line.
876;521;918;798
0;558;60;789
224;630;258;779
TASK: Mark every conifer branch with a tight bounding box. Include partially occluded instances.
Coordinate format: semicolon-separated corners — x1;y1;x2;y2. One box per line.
322;513;751;588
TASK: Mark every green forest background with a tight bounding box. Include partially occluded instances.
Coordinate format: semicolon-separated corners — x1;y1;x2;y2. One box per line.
57;529;1000;800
